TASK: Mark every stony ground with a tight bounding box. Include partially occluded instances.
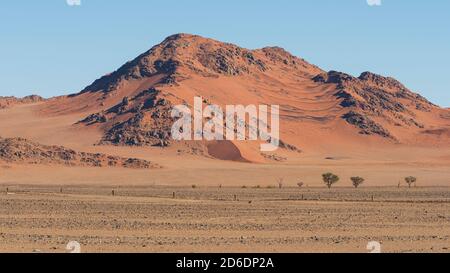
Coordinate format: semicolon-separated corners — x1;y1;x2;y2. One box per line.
0;186;449;253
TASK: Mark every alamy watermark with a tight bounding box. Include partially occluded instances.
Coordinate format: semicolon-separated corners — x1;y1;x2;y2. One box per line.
367;241;382;253
66;241;81;253
66;0;81;6
171;97;280;152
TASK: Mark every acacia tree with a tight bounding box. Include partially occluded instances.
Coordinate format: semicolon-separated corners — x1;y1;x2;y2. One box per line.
322;173;340;189
351;177;365;188
405;176;417;188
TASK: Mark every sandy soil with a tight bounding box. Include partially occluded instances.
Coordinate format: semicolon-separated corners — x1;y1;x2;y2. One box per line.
1;143;449;187
0;185;449;253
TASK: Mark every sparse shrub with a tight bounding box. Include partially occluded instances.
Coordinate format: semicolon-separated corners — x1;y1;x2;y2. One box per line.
322;172;340;189
405;176;417;188
191;184;197;189
242;185;247;189
297;182;304;188
351;177;365;188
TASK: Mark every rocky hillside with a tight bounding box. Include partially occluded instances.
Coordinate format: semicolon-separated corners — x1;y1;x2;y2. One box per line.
79;34;322;95
77;88;174;147
0;95;44;109
0;137;157;169
44;33;448;157
75;34;322;150
313;71;436;139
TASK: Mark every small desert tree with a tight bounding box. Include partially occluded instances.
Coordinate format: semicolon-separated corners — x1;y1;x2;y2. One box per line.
405;176;417;188
351;177;365;189
322;173;340;189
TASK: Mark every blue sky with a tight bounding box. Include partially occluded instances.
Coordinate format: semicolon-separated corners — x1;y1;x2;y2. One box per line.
0;0;449;107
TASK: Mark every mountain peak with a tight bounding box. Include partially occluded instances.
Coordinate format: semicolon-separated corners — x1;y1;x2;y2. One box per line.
358;71;408;91
161;33;203;42
68;34;448;150
79;34;322;94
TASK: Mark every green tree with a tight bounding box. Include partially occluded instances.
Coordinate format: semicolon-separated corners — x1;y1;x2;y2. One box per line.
351;177;365;188
404;176;417;188
322;173;340;189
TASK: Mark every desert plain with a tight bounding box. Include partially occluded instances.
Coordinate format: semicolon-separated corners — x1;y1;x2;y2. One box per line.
1;185;450;253
0;34;449;253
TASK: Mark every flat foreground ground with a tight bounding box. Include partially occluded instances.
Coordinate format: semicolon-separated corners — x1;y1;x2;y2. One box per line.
1;186;450;253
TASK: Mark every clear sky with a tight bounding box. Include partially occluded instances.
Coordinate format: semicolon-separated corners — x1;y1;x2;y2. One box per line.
0;0;449;107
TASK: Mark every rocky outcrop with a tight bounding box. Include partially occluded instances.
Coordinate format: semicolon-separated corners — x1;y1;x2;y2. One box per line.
79;88;174;147
0;95;45;109
314;70;436;139
0;137;157;169
314;71;432;114
342;111;394;139
197;46;267;76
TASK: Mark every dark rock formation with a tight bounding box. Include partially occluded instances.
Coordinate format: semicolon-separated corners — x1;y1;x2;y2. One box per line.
0;137;156;169
0;95;45;109
314;70;435;138
342;111;395;139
